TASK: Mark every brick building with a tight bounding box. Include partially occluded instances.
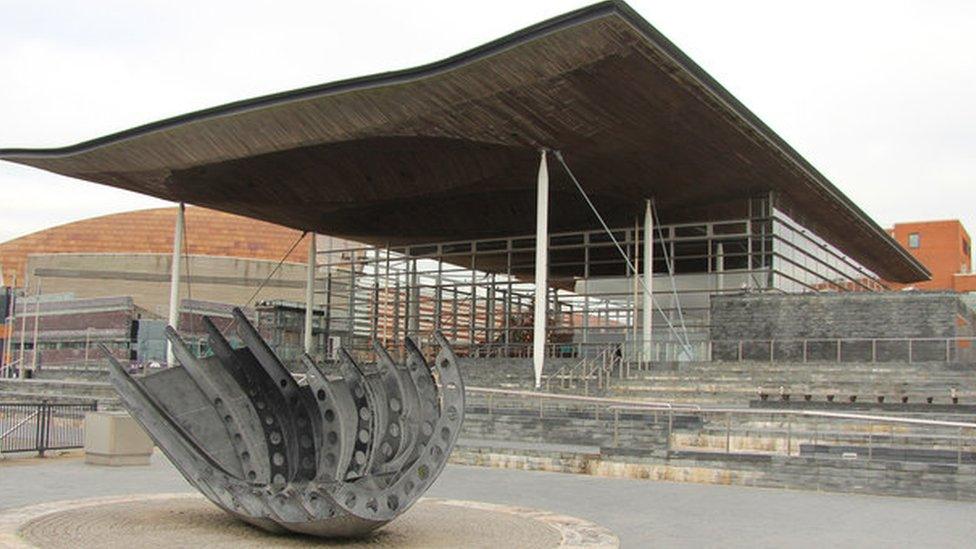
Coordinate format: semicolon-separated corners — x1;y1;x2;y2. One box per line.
887;220;976;292
0;206;363;368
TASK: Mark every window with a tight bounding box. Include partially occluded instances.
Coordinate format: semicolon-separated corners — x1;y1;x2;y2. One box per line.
908;233;920;249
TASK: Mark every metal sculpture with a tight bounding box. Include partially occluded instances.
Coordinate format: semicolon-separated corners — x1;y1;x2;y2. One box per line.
100;307;464;537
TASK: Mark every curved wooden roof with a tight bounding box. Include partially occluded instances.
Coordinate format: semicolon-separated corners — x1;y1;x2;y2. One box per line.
0;1;927;282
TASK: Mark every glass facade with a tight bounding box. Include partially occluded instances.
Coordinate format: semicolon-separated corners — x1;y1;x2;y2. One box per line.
311;194;888;361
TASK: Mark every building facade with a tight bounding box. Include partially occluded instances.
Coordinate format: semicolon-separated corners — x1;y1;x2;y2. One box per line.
887;220;976;292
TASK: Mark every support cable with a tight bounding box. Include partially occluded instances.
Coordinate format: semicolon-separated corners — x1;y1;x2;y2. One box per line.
243;231;308;308
650;200;692;351
219;230;308;337
552;151;693;356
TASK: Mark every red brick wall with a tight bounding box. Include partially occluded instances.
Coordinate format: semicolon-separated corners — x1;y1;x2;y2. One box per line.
955;274;976;292
887;220;972;291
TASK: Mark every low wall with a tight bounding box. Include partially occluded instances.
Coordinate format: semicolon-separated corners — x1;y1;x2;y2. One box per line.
451;443;976;502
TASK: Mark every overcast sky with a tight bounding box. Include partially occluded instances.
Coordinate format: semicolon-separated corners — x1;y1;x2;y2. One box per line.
1;0;974;246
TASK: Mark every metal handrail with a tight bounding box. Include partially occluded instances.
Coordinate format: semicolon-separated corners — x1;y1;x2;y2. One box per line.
542;344;618;393
465;386;976;429
464;385;976;463
713;336;976;364
0;358;23;378
467;386;700;412
543;355;588;391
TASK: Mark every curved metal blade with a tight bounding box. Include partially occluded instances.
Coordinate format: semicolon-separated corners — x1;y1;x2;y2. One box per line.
104;315;464;537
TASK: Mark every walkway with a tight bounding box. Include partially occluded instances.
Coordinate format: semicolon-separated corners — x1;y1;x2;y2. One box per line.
2;452;974;547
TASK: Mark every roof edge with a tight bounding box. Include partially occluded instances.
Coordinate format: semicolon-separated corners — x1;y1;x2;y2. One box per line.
0;0;929;282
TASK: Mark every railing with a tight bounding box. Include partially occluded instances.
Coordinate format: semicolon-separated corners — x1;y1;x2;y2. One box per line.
711;337;976;364
542;345;624;394
438;337;976;364
0;358;23;379
0;401;97;457
464;386;976;466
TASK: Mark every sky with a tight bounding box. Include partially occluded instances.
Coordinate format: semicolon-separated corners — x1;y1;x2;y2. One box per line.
0;0;974;245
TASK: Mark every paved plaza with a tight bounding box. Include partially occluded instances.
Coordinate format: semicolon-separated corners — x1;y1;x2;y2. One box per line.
2;452;975;547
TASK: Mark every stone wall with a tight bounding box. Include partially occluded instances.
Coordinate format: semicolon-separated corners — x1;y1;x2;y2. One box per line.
711;292;970;341
710;292;976;361
457;357;577;388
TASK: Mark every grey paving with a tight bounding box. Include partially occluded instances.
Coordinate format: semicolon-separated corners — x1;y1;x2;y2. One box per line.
2;452;975;548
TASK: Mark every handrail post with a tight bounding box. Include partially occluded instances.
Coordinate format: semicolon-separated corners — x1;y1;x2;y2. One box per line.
786;415;793;456
487;393;493;417
958;427;964;466
666;408;673;457
725;412;731;453
38;402;49;458
613;409;619;447
813;417;819;456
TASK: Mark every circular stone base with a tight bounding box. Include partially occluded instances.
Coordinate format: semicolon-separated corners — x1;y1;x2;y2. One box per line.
1;494;617;548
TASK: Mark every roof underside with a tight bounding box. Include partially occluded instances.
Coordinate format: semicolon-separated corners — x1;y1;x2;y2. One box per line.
0;1;928;283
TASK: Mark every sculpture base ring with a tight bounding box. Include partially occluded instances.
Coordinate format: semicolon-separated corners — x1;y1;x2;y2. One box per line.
1;493;618;548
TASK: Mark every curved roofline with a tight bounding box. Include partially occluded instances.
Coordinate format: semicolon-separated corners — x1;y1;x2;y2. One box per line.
0;0;928;280
0;2;621;158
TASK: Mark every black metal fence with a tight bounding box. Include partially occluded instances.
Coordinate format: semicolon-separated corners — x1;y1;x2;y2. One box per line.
0;402;97;455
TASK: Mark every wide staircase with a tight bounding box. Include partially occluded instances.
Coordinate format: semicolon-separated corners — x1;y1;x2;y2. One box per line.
553;359;976;406
4;355;975;500
0;360;120;408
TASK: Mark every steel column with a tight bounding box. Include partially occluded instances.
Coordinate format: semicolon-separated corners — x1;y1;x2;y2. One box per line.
642;199;653;364
532;150;549;387
304;233;316;355
166;203;185;368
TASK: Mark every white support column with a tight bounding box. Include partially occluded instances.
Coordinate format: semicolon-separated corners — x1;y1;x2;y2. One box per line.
304;233;317;355
716;241;725;293
532;150;549;388
3;273;15;373
409;260;420;340
166;203;185;368
30;279;42;373
642;199;653;364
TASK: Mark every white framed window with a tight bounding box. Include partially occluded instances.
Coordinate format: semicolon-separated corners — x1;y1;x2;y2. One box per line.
908;233;920;249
